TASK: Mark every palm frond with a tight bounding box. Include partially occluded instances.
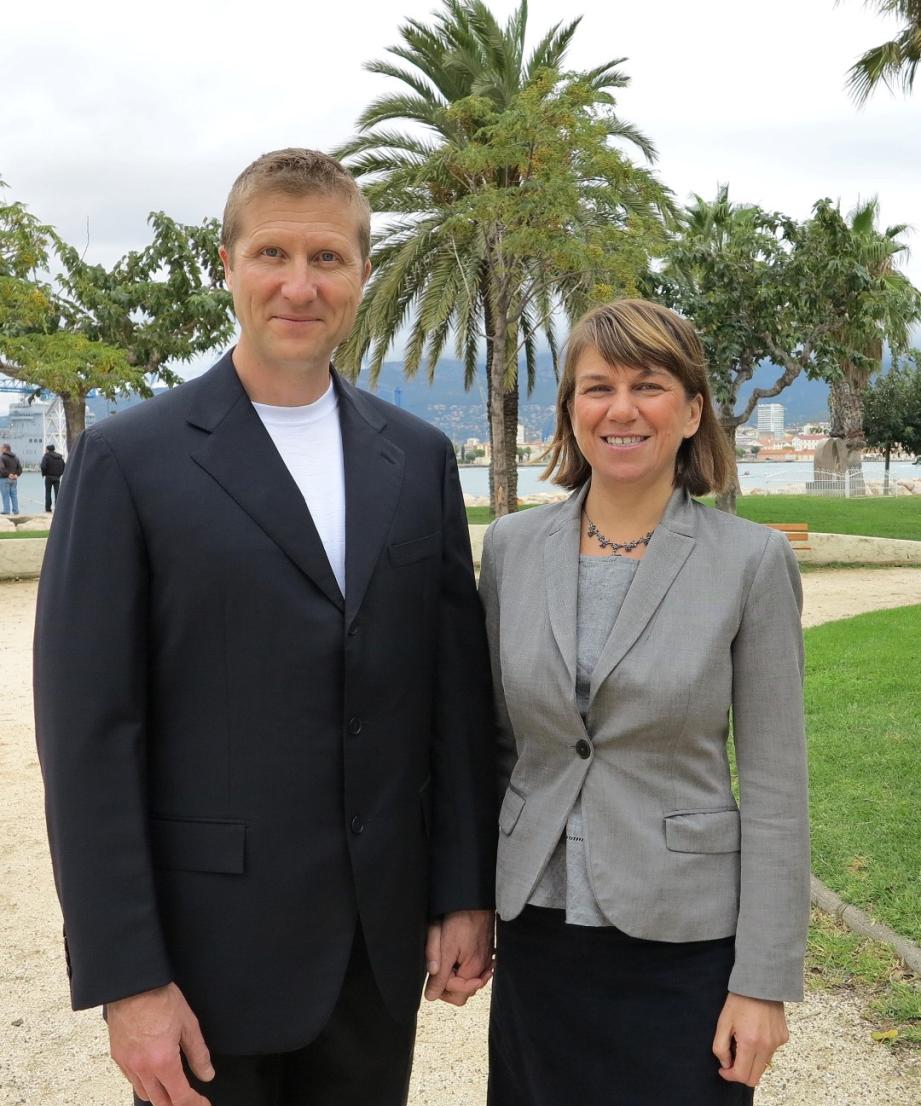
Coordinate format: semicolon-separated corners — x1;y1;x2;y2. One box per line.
525;20;583;78
363;60;442;105
355;93;446;132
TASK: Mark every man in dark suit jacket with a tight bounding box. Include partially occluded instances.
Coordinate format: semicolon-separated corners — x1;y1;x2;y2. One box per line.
34;148;496;1106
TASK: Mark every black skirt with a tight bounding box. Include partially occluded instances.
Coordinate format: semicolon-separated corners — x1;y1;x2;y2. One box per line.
488;907;755;1106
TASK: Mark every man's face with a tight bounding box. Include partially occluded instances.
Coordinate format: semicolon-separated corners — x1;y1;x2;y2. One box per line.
219;190;371;379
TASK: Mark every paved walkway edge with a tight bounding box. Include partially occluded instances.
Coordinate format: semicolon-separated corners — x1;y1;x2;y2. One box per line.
811;874;921;975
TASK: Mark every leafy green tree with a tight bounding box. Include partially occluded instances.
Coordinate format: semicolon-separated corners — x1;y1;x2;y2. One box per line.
1;179;234;448
335;0;669;515
864;359;921;489
0;179;134;447
839;0;921;104
657;187;920;512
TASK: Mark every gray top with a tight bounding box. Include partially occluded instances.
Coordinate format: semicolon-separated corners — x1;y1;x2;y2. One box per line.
528;553;638;923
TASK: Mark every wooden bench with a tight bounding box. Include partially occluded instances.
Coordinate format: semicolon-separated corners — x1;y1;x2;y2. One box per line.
764;522;811;553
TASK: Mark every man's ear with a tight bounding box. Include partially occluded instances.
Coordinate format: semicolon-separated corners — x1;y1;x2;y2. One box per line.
361;258;372;288
218;245;233;292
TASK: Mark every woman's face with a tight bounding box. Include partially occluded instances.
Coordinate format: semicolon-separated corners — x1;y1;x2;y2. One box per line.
569;347;703;494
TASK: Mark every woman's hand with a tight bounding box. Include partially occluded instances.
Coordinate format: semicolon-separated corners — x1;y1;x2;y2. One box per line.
712;993;789;1087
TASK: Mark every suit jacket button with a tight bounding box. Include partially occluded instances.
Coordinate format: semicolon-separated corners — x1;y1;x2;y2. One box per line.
347;716;362;736
350;816;364;835
576;739;592;759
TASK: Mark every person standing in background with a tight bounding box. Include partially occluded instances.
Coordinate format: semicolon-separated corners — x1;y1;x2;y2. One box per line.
40;444;66;512
0;442;22;514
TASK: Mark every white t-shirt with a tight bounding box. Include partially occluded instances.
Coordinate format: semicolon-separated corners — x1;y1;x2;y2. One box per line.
252;378;346;596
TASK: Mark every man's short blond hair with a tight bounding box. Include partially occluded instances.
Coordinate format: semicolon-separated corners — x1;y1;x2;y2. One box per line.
221;148;371;261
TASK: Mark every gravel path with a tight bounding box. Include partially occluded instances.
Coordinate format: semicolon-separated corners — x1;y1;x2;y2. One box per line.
2;570;920;1105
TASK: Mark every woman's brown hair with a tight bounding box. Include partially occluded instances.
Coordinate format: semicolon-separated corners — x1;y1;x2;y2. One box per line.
541;299;734;496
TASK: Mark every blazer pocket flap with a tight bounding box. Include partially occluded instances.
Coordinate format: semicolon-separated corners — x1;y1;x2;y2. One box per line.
150;817;246;874
664;809;741;854
388;530;442;567
499;787;526;836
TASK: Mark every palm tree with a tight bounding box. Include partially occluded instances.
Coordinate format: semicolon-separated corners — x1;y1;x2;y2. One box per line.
840;0;921;104
334;0;666;514
827;197;921;482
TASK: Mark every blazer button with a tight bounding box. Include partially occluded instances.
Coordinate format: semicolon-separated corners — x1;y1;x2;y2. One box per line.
347;717;362;736
575;739;592;759
350;816;364;835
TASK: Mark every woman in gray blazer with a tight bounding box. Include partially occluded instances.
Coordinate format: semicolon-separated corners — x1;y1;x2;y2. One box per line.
480;300;809;1105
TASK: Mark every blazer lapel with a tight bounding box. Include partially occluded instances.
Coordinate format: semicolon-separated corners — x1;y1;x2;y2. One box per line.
588;488;697;702
187;353;344;611
335;373;404;629
543;484;589;691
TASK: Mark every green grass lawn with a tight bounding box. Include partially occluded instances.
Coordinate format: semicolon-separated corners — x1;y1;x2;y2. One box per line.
704;494;921;542
807;910;920;1047
0;530;47;539
466;504;539;525
805;605;921;944
469;494;921;539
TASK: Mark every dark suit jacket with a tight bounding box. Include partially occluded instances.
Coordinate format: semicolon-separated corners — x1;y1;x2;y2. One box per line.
34;352;496;1054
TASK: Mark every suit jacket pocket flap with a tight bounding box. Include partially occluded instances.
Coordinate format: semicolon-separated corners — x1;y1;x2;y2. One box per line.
150;817;246;874
388;530;442;567
664;809;741;854
499;787;526;836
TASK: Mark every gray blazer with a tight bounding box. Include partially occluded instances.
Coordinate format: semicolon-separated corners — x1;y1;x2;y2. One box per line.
479;485;810;1001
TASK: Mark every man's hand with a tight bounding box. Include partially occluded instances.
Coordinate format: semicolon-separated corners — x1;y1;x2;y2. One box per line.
424;909;494;1006
107;982;215;1106
712;992;789;1088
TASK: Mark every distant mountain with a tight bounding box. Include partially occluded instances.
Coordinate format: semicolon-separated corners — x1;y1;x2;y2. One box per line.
80;351;834;441
355;356;559;409
361;354;833;432
738;364;830;425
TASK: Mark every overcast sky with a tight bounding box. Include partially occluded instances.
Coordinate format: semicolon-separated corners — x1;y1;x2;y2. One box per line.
2;0;919;413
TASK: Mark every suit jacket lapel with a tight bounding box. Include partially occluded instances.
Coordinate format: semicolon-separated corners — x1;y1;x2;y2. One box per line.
335;373;404;629
187;352;344;611
543;484;589;692
588;487;697;701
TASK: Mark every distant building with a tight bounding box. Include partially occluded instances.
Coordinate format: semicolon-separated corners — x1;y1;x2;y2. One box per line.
756;403;785;439
6;397;94;466
791;433;828;453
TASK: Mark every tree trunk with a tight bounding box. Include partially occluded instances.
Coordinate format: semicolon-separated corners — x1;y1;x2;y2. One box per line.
828;377;867;492
485;290;518;515
61;392;87;453
490;308;511;518
504;383;519;509
715;416;740;514
486;384;519;516
884;445;891;495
